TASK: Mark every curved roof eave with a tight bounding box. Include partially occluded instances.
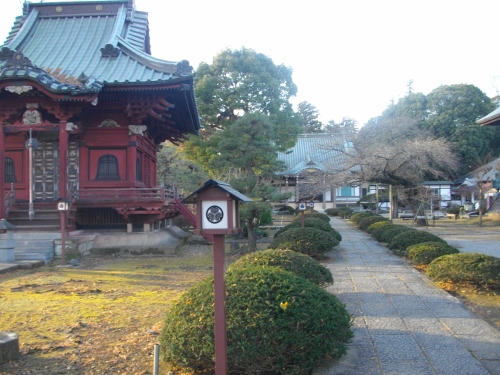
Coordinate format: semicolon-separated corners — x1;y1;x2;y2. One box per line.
477;106;500;126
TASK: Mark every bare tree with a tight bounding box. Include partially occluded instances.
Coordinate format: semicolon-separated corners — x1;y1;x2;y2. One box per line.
319;124;459;217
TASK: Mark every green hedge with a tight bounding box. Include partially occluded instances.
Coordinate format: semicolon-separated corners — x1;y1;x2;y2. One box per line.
407;241;459;265
366;220;392;234
292;211;331;223
160;266;353;374
269;227;339;258
388;230;445;255
274;218;341;242
358;216;389;232
426;253;500;291
349;212;374;225
325;207;353;218
371;225;413;243
228;249;333;286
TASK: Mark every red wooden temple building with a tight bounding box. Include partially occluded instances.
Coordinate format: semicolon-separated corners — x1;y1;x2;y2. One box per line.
1;0;200;237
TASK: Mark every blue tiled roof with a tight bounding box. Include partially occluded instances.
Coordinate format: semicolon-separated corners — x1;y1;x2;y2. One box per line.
0;1;193;95
277;134;354;176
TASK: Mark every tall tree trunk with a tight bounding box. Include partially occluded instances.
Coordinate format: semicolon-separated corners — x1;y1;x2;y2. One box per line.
246;218;257;252
478;185;484;227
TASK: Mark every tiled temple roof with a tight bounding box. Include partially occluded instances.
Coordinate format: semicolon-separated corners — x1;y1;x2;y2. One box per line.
477;106;500;126
0;0;193;96
277;133;354;176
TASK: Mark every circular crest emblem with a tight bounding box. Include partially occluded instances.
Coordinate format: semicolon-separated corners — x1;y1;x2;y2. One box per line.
206;205;224;224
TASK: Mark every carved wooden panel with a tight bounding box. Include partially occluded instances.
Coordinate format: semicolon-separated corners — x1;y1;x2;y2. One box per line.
68;142;79;195
33;142;58;200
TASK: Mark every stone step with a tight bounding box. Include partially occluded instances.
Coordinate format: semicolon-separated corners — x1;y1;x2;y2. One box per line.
14;249;54;264
10;232;58;264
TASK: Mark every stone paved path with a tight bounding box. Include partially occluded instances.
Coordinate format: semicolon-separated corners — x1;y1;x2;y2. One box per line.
314;217;500;375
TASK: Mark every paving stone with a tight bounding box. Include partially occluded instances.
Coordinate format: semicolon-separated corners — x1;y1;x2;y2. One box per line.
379;361;436;375
440;317;497;336
424;347;490;375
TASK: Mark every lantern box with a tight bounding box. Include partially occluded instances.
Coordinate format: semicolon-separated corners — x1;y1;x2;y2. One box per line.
183;179;252;235
297;199;307;211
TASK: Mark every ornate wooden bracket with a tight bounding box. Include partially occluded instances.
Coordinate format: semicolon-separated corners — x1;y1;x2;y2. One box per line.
123;94;175;125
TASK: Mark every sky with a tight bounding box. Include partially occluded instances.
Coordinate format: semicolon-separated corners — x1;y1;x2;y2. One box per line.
1;0;500;127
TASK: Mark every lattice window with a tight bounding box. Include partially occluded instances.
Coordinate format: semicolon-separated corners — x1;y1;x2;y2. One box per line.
4;157;16;182
96;154;120;180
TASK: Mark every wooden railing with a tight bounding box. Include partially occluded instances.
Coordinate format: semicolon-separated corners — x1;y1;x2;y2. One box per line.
74;187;183;203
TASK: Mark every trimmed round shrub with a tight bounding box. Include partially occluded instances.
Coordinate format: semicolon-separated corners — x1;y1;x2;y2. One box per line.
426;253;500;291
349;212;374;225
269;227;339;258
277;205;296;215
325;207;353;218
274;218;341;242
366;220;392;234
370;224;397;241
388;230;445;255
407;241;460;265
371;225;413;243
160;266;353;374
358;216;389;232
292;211;330;223
228;249;333;286
324;208;341;216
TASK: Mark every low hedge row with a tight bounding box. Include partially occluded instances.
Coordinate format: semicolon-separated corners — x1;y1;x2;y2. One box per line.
274;218;341;242
426;253;500;291
228;249;333;287
269;227;339;259
350;213;500;292
407;242;459;265
358;216;389;232
366;220;392;234
325;207;353;218
292;211;331;223
349;212;375;225
388;231;446;256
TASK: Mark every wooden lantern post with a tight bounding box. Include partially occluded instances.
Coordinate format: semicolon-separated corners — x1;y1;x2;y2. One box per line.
57;198;70;265
183;180;252;375
297;199;307;227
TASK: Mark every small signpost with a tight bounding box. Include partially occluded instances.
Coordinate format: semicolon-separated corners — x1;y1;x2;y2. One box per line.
57;198;70;265
297;199;307;227
308;201;315;212
183;180;252;375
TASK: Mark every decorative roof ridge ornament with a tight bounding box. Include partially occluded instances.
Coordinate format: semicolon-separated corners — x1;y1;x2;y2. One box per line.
0;49;37;69
78;71;89;85
101;43;120;58
176;60;193;75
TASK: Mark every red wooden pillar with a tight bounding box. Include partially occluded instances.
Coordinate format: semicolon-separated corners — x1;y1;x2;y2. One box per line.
0;122;5;220
127;135;137;185
58;121;68;199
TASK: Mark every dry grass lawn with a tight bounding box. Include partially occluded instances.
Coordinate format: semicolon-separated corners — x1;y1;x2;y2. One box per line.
0;246;214;375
